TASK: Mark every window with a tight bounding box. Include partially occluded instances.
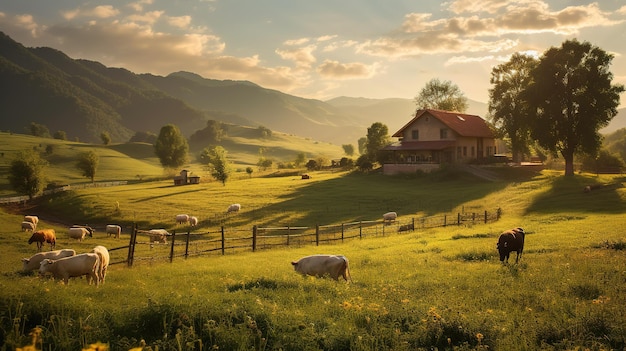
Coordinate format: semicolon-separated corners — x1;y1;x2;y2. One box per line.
440;129;448;139
463;146;467;156
411;130;419;140
471;146;475;157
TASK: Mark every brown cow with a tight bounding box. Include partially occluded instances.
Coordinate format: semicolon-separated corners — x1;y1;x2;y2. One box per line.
497;227;525;264
28;229;56;251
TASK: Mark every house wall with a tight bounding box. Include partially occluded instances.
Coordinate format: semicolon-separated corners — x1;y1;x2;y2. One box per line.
383;163;440;175
401;116;452;141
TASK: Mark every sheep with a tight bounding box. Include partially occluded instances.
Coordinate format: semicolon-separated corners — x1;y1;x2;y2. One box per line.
24;215;39;227
227;204;241;213
189;216;198;227
68;226;94;241
22;249;76;272
398;223;414;232
21;221;36;232
106;224;121;239
39;253;101;286
28;229;56;251
383;211;397;223
175;214;190;224
148;229;169;243
91;245;110;284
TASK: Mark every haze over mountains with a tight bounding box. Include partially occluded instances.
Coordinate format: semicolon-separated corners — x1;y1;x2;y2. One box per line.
0;31;623;146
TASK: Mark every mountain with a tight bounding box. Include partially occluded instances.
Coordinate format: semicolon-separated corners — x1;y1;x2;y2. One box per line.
1;31;622;146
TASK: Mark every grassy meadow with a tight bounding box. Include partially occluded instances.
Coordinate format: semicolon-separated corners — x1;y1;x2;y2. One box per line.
1;133;626;350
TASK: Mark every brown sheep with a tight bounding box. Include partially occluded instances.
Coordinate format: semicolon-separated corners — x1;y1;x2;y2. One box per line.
28;229;56;252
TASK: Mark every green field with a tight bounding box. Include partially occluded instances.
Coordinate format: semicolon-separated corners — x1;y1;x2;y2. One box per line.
1;134;625;350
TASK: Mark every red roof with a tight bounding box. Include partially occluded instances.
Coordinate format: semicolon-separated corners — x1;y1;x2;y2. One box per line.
392;109;493;138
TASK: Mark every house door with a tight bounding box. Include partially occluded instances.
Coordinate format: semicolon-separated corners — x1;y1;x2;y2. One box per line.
477;138;484;158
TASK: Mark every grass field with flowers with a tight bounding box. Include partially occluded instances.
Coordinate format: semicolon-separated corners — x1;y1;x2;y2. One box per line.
1;166;625;351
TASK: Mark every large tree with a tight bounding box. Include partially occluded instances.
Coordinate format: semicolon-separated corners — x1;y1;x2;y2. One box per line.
154;124;189;169
488;53;538;163
414;78;468;112
8;151;48;199
523;39;624;176
202;146;232;185
365;122;390;164
76;151;99;183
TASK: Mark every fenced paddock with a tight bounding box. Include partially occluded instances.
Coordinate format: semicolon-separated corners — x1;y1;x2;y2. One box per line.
117;208;501;267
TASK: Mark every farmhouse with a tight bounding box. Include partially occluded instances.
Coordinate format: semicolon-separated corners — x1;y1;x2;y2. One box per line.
381;109;497;175
173;170;200;186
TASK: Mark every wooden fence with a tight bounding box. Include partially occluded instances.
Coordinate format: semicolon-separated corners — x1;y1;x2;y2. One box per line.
115;208;501;267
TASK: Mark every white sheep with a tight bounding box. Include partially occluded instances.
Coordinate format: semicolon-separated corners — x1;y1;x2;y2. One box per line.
24;215;39;227
148;229;169;243
175;214;190;224
227;204;241;213
91;245;110;284
189;216;198;226
21;221;36;232
383;211;397;223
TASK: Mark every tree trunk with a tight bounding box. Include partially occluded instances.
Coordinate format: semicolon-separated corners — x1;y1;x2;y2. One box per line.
563;151;575;176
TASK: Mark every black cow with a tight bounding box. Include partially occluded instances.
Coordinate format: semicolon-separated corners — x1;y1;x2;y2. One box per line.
497;227;525;264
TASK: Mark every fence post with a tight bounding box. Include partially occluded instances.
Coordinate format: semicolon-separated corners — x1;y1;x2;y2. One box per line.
341;223;344;242
315;225;319;246
497;208;502;220
444;215;447;227
169;231;176;263
457;213;461;226
184;231;190;259
484;210;488;224
252;225;257;252
221;226;225;255
287;226;290;246
127;223;137;267
359;221;362;239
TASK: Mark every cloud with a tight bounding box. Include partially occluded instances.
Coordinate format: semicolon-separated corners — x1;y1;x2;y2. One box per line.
275;44;317;69
317;60;379;79
166;15;192;29
62;5;120;20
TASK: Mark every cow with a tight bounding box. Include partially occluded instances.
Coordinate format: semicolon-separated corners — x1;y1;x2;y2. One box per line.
68;226;94;241
147;229;169;243
91;246;110;284
39;253;101;286
291;254;351;281
22;249;76;272
28;229;56;251
106;225;121;239
497;227;525;264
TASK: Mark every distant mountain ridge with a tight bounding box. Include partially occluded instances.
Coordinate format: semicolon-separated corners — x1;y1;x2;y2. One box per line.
0;31;623;146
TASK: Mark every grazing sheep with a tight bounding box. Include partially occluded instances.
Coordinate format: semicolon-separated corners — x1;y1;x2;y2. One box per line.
24;215;39;227
175;214;190;224
28;229;56;251
398;223;414;232
227;204;241;213
148;229;169;243
22;249;76;272
383;211;397;223
106;224;121;239
21;221;36;232
189;216;198;227
68;226;94;241
497;227;526;264
39;253;101;286
91;245;110;284
291;254;351;281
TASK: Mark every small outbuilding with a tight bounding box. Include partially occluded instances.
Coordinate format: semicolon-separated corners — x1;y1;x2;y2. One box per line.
173;170;200;185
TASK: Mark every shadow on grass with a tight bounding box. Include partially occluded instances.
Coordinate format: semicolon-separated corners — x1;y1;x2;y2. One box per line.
525;175;625;215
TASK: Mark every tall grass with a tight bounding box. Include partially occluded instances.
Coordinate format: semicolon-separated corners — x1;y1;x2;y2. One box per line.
1;168;625;350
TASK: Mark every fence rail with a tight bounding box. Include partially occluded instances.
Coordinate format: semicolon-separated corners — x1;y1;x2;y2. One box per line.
120;208;501;266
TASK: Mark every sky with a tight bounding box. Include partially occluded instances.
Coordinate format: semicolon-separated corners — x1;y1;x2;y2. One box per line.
1;0;625;105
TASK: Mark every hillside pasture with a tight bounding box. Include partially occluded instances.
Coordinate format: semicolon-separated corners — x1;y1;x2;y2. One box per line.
1;168;625;350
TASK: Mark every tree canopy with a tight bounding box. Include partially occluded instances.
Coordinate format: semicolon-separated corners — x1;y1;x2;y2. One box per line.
523;39;624;176
76;151;99;183
202;146;232;185
488;53;538;163
154;124;189;169
8;151;48;199
414;78;468;112
365;122;390;164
